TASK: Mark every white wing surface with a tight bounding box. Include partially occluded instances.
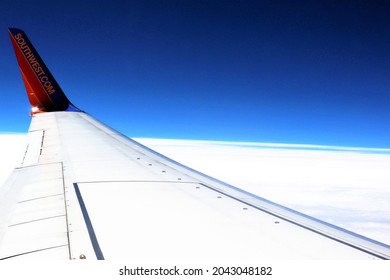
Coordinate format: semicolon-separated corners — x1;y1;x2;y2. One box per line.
1;28;389;260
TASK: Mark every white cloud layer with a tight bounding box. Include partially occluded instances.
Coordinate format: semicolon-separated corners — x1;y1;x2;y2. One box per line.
0;135;389;245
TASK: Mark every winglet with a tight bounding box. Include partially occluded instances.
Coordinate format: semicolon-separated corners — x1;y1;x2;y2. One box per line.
8;28;80;114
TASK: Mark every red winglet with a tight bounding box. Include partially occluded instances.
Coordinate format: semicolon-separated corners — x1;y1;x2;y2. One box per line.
9;28;80;114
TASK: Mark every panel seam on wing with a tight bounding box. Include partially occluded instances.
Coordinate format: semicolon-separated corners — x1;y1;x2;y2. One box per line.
0;244;68;260
18;193;64;203
9;214;67;227
15;161;63;170
76;180;199;184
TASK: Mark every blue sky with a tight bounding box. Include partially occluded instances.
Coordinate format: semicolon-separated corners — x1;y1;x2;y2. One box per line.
0;0;389;148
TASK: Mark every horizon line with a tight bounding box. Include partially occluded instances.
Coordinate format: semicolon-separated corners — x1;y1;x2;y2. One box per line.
1;133;389;154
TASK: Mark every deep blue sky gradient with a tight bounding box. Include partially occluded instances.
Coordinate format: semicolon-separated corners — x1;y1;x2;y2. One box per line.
0;0;389;147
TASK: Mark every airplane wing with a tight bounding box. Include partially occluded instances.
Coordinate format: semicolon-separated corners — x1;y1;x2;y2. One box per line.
1;28;389;260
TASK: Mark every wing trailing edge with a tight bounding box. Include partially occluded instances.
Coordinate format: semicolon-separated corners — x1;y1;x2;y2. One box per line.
8;28;80;114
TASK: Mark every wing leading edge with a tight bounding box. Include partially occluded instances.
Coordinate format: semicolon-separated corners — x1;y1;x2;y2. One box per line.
0;28;390;260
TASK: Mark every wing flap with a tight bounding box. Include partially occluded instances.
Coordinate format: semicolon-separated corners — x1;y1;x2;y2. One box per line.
0;163;69;260
20;130;44;166
0;217;68;260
